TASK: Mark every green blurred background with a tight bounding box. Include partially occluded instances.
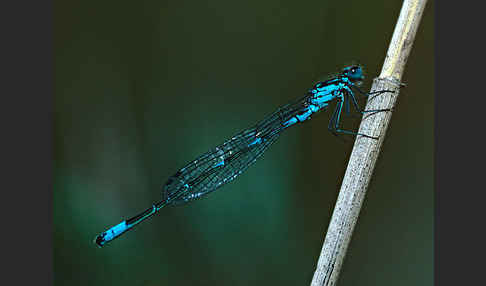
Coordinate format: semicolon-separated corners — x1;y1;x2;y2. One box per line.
54;0;433;285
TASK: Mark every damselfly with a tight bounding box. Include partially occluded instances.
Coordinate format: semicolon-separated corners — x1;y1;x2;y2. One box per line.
94;65;395;247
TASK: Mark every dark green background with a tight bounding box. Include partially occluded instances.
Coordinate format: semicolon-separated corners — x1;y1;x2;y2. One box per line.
54;1;433;285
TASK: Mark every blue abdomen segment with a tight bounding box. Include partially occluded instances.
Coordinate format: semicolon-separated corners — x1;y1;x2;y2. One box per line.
94;203;165;247
94;221;128;247
282;102;324;128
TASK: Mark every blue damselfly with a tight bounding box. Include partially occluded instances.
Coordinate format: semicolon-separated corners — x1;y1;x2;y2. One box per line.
94;65;395;247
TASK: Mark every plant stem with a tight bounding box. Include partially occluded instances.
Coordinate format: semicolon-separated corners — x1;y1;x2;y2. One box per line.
310;0;428;285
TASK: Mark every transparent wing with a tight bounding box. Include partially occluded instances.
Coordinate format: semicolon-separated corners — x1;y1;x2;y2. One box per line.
162;96;310;205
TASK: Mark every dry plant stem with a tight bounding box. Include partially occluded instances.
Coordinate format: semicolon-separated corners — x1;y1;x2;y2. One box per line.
310;0;428;285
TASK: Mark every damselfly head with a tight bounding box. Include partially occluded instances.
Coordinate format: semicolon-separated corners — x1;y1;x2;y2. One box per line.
342;65;364;83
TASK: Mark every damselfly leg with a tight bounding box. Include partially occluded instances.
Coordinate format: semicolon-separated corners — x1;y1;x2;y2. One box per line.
328;98;378;139
329;88;396;139
347;89;394;114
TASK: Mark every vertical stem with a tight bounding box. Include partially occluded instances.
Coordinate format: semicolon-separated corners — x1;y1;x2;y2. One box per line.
310;0;428;285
